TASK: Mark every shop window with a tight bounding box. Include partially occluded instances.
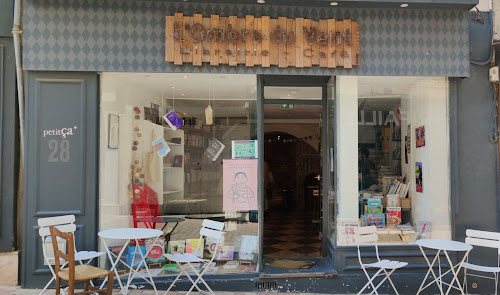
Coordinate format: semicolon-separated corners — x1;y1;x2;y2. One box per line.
334;76;451;246
99;73;259;274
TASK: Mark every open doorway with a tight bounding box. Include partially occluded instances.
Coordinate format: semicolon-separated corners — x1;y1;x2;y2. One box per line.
263;103;322;258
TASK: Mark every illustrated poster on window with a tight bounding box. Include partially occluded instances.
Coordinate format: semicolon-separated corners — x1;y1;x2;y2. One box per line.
415;125;425;148
415;162;423;192
223;159;258;212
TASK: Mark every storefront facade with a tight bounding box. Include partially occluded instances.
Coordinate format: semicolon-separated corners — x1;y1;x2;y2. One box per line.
21;0;500;293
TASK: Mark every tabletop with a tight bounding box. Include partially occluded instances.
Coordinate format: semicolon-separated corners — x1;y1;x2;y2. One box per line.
98;228;163;240
416;239;473;252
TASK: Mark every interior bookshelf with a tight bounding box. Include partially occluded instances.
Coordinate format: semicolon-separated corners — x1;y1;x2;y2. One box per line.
163;128;184;201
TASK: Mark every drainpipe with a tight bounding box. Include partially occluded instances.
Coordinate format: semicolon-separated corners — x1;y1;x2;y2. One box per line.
12;0;25;249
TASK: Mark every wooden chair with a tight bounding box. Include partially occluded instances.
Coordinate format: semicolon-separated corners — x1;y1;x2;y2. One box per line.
49;226;114;295
38;215;105;295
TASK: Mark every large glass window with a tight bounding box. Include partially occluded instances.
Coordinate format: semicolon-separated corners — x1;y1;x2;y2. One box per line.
99;73;259;274
334;76;450;245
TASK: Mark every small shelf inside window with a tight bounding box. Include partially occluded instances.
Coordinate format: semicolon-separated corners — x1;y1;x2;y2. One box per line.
163;190;181;194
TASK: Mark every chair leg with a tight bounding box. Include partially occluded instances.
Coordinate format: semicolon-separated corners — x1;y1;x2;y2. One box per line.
494;272;498;295
358;268;382;295
107;271;115;295
463;269;468;295
55;277;61;295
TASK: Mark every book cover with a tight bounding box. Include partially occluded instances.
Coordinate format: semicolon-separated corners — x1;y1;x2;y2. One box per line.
204;139;225;161
146;237;165;263
163;110;184;131
126;246;146;268
387;207;402;226
214;245;234;260
237;235;258;261
367;198;383;213
185;238;204;258
152;137;171;157
363;213;386;227
387;194;399;207
342;223;359;245
167;240;186;254
223;260;239;269
204;235;224;259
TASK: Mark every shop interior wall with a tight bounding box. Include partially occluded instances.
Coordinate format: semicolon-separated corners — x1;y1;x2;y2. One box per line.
99;75;163;231
400;78;451;238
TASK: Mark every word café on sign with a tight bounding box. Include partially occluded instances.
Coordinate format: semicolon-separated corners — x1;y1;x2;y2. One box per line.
165;13;360;68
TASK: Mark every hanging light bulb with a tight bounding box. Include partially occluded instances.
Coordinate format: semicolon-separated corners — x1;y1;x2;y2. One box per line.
205;78;213;125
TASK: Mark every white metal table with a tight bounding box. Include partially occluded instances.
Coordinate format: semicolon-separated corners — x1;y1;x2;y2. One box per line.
98;228;163;295
416;239;473;295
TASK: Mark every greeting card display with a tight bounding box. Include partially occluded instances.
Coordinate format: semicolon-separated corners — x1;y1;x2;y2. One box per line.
205;139;225;161
163;110;184;131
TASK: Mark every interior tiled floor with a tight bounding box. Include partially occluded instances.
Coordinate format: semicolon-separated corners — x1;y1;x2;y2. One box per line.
263;194;322;258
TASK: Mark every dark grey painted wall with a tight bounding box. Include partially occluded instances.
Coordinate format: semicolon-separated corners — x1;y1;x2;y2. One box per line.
22;0;470;76
0;37;17;253
22;71;99;287
451;65;500;292
453;65;499;240
0;0;14;37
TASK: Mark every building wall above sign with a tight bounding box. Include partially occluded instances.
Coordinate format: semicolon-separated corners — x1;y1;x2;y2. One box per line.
165;13;360;68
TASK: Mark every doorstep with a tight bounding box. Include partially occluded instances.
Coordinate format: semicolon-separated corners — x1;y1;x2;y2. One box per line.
260;257;338;279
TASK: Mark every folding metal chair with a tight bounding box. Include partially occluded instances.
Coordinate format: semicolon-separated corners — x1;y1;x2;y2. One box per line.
356;226;408;295
163;219;224;295
38;215;105;295
463;229;500;295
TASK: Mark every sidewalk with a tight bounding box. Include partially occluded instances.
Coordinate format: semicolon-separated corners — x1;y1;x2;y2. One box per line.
0;287;330;295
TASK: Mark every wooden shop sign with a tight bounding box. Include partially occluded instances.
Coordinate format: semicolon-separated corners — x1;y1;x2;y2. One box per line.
165;13;359;68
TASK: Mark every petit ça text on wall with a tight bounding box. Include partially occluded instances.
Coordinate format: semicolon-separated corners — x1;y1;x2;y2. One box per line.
165;14;360;68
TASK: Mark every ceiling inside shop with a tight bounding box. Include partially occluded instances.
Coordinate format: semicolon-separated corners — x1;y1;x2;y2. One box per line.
103;73;423;119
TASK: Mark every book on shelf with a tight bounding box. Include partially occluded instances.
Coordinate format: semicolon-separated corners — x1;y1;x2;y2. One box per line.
367;198;383;214
363;213;386;227
386;207;402;226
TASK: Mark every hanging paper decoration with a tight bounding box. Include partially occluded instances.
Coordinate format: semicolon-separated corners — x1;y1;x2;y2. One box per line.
163;110;183;131
152;137;171;157
205;105;213;125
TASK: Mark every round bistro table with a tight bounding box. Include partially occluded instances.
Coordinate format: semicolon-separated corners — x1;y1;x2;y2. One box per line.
98;228;163;295
416;239;473;295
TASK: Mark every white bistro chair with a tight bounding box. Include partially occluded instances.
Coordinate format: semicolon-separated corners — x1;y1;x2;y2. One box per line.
38;215;105;295
163;219;225;295
463;229;500;295
356;226;408;295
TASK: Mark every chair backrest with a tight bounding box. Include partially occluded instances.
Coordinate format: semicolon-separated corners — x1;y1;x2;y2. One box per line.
355;226;379;265
49;226;76;283
466;229;500;256
197;219;225;261
144;184;161;217
132;184;154;227
38;215;76;264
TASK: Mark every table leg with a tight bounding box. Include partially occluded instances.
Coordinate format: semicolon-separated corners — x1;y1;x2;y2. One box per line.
443;249;470;295
417;246;444;295
100;239;130;295
124;237;160;295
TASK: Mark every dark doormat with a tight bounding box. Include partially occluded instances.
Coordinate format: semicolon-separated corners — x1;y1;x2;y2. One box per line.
265;259;316;269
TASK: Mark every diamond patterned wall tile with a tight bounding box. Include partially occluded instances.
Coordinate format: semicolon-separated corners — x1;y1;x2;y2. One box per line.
23;0;470;76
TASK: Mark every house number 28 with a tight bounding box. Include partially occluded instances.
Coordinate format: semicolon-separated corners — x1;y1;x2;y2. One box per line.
48;139;70;162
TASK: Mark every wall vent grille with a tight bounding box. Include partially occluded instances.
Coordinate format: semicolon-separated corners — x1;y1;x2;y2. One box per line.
255;280;278;291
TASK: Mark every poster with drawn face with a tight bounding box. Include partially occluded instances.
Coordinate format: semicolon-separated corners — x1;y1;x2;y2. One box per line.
416;125;425;148
223;159;258;212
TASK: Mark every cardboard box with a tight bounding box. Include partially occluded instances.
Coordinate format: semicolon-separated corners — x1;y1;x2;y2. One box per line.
401;198;411;209
0;251;18;285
